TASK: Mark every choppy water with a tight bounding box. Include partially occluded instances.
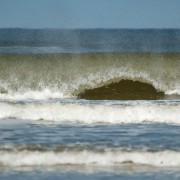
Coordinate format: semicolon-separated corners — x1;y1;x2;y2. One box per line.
0;29;180;179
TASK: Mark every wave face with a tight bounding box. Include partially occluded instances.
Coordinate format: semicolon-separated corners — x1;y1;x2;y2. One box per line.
79;80;165;100
0;52;180;101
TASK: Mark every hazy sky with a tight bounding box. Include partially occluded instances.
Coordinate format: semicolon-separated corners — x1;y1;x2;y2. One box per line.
0;0;180;28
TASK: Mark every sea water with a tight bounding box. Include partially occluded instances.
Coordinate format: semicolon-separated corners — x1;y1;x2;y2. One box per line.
0;29;180;179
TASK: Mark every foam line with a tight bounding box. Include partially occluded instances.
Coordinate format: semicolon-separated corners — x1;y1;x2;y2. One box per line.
0;101;180;124
0;148;180;167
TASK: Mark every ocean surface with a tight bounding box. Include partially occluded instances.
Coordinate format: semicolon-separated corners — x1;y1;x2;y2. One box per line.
0;29;180;179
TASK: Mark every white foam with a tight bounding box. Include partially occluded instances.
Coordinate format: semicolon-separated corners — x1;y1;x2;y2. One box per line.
1;149;180;167
165;89;180;95
0;89;69;101
0;101;180;124
0;72;180;104
1;66;180;102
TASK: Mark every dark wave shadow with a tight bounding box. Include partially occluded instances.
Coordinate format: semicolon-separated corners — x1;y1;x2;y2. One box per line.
78;80;164;100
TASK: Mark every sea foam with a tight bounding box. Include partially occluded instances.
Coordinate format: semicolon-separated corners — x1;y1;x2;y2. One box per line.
0;148;180;167
0;100;180;124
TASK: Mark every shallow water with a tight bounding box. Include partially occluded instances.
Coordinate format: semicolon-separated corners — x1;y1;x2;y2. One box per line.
0;120;180;179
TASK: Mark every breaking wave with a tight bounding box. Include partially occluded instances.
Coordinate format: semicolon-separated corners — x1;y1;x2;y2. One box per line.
0;52;180;101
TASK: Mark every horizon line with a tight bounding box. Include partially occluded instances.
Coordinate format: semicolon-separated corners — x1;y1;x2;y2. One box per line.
0;27;180;30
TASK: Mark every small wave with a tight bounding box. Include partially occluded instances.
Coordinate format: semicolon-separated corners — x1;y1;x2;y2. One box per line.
0;100;180;124
0;145;180;167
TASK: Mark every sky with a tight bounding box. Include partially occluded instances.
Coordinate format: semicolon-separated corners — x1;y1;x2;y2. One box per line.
0;0;180;29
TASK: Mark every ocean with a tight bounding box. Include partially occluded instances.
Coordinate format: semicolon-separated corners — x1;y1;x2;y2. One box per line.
0;29;180;179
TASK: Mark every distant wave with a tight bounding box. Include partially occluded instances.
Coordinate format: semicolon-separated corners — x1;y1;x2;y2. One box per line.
0;46;68;54
1;29;180;53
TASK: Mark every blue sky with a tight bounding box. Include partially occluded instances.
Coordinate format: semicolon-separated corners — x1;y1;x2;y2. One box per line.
0;0;180;28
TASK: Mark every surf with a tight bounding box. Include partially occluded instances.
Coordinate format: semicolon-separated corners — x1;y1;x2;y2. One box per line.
0;100;180;124
0;52;180;101
1;144;180;167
